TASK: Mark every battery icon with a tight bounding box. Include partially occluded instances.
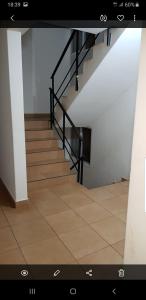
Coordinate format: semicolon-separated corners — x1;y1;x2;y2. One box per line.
23;2;29;7
135;2;139;7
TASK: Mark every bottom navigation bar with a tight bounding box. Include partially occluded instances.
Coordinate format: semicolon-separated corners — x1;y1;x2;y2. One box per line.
0;280;145;298
0;265;146;280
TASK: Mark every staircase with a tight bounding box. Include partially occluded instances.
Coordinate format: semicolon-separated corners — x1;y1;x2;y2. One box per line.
25;115;76;193
25;29;123;193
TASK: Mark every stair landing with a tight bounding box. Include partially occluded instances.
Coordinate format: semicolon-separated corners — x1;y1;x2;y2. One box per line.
0;180;127;265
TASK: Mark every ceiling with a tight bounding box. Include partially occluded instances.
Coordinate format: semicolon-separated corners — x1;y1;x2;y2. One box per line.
10;28;106;35
73;28;107;34
67;28;142;126
9;28;29;35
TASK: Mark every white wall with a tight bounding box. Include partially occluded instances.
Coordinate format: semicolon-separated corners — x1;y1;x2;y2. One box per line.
83;84;137;188
0;29;28;202
66;28;141;188
67;29;141;126
22;28;71;113
22;29;33;113
0;29;16;199
124;29;146;264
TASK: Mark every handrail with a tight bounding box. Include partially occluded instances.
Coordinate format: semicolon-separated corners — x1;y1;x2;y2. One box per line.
50;88;82;141
56;32;101;99
57;33;101;100
49;29;111;184
50;87;83;184
55;32;100;96
53;115;78;172
51;30;76;79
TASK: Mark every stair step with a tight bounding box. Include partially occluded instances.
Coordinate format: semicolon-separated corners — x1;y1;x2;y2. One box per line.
25;127;50;131
25;120;50;130
24;113;50;121
27;161;71;182
27;159;67;167
26;137;57;142
26;147;60;154
26;140;58;151
25;129;55;140
28;173;76;192
26;149;64;163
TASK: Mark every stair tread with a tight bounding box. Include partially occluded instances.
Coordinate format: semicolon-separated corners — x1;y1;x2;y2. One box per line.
25;117;50;121
26;148;63;155
26;147;61;154
26;137;57;142
27;171;76;183
25;129;53;132
24;113;50;120
27;159;68;167
25;127;50;131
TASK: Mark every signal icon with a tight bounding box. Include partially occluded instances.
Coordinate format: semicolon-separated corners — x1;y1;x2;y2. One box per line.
119;2;123;6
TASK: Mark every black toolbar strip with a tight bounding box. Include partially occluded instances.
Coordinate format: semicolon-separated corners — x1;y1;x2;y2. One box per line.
0;0;145;21
0;20;146;28
1;265;146;280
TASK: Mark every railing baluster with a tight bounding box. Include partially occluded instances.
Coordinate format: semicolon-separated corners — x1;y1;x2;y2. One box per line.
75;31;79;91
52;77;55;125
49;29;111;185
51;30;76;79
63;111;65;149
50;89;52;129
107;29;111;46
77;137;81;182
80;157;84;185
80;130;84;184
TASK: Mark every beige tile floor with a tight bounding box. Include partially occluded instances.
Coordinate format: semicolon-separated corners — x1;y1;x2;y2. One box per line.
0;181;128;264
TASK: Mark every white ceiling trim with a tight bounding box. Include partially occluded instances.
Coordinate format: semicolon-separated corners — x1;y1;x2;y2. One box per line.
73;28;107;34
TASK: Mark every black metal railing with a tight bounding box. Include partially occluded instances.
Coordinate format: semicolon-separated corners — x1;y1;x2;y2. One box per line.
50;29;111;184
50;88;83;184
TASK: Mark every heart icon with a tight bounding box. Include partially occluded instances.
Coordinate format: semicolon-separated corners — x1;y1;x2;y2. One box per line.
117;15;124;21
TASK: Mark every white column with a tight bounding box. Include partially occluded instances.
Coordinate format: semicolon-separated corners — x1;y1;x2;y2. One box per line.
7;29;28;202
124;28;146;263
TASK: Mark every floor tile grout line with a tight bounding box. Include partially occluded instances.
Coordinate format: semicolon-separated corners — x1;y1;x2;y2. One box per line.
59;191;128;226
1;208;28;264
0;207;11;229
1;200;52;264
59;185;129;218
27;196;80;265
87;213;127;226
40;191;117;260
72;207;126;259
81;186;128;203
0;182;127;264
29;184;126;263
55;190;126;248
76;243;123;264
84;199;128;223
110;241;125;259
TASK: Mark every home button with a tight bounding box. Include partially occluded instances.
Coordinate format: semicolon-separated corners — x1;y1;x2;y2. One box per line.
70;288;77;295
